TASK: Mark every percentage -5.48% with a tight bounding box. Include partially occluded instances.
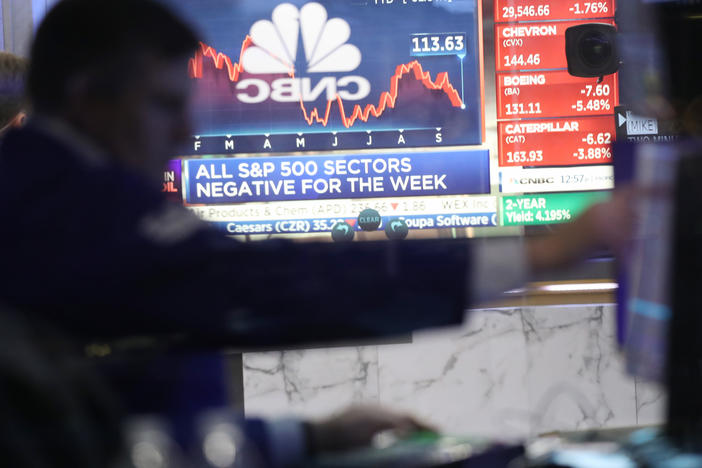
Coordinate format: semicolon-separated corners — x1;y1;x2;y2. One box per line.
571;99;611;112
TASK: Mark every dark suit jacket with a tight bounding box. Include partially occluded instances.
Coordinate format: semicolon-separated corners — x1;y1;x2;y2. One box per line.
0;122;471;346
0;123;473;462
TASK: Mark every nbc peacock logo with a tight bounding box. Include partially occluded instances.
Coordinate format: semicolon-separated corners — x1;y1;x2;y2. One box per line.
236;2;371;103
242;2;361;73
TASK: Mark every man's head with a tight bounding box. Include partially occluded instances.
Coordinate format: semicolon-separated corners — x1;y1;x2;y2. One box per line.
28;0;199;179
0;52;27;134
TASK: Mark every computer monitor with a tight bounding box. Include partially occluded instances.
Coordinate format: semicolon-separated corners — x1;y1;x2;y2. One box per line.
665;150;702;449
615;141;675;383
614;0;702;451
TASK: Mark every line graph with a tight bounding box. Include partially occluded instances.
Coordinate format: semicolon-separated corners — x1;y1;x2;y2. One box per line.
189;37;254;82
298;62;464;128
189;40;465;129
165;0;484;153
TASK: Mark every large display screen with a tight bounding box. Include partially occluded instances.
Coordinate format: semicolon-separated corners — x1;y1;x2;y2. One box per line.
173;0;484;154
162;0;619;240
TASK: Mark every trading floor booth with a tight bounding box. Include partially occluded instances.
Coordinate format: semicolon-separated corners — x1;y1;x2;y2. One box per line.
6;0;702;466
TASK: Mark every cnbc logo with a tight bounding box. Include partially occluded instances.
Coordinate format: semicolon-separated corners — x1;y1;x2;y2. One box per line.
508;176;555;185
237;2;371;104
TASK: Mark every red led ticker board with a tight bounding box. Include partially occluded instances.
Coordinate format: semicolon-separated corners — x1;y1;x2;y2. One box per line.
495;20;616;72
494;0;615;23
496;71;619;120
494;0;617;179
498;116;616;167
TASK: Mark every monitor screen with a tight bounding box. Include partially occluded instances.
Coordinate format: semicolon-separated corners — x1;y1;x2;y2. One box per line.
666;150;702;447
615;142;676;383
612;0;701;384
159;0;619;240
607;11;702;456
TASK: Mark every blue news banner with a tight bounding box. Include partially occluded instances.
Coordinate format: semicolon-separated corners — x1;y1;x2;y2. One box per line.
185;150;489;203
183;150;494;235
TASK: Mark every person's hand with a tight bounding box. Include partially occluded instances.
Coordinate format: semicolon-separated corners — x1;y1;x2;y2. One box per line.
579;186;637;259
527;188;637;272
306;404;435;454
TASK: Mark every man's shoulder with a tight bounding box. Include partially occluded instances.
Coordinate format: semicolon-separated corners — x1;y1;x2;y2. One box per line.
0;123;176;243
1;123;159;201
0;123;108;190
2;122;110;171
1;124;74;169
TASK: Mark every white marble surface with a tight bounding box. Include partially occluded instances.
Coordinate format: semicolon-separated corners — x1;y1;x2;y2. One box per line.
243;346;379;419
635;378;666;426
520;305;637;435
243;304;666;436
376;308;531;439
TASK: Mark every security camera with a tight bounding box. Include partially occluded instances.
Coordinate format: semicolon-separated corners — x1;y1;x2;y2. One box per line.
565;23;619;78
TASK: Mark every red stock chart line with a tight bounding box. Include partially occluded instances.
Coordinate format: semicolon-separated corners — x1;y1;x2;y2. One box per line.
189;40;464;129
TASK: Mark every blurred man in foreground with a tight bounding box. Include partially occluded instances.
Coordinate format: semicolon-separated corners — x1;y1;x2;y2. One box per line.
0;0;633;466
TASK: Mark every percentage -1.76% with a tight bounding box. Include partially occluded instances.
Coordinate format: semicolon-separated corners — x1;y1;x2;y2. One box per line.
569;2;609;15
